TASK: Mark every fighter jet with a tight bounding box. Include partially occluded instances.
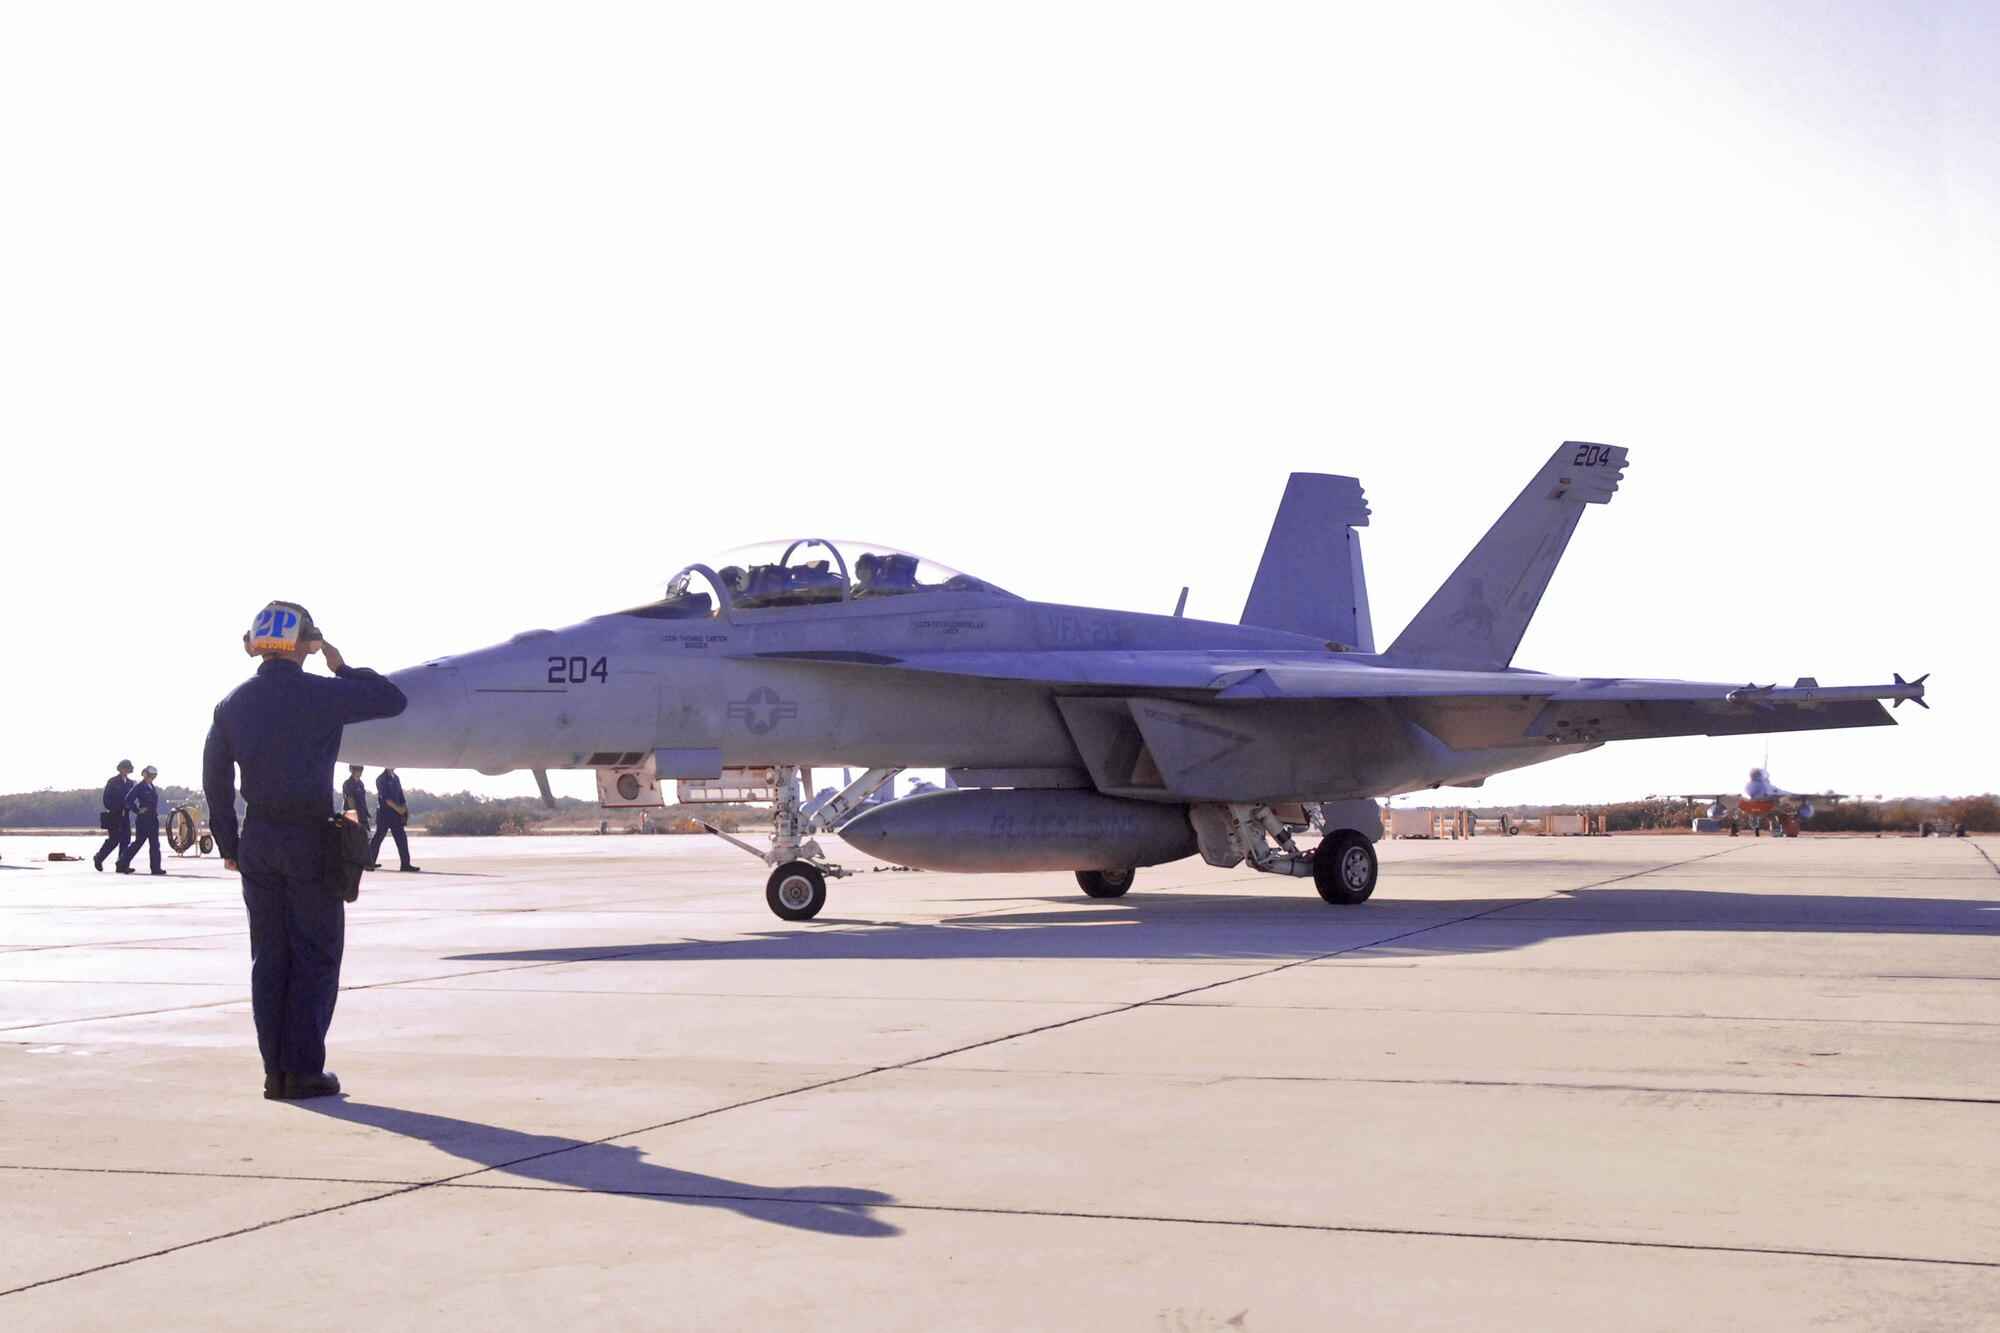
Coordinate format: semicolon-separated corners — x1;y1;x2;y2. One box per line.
1686;766;1855;836
341;442;1927;919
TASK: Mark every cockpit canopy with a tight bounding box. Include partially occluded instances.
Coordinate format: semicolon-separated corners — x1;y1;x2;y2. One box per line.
628;538;1014;619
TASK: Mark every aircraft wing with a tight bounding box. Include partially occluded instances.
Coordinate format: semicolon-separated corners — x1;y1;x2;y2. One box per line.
744;651;1922;745
747;650;1559;696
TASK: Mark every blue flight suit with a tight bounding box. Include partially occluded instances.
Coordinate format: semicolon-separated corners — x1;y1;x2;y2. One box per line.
342;773;372;837
369;770;413;870
120;780;163;874
203;658;406;1083
94;772;135;870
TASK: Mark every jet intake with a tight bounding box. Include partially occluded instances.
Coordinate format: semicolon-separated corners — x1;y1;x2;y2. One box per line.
838;788;1197;873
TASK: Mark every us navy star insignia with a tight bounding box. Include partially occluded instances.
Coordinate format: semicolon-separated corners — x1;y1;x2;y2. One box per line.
727;687;798;735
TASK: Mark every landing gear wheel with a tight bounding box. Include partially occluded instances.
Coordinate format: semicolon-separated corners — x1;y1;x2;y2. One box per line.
1313;832;1377;905
1076;868;1135;899
167;808;197;854
766;861;827;921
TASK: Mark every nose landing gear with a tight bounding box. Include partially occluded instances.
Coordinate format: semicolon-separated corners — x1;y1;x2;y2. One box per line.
703;765;900;920
767;861;828;920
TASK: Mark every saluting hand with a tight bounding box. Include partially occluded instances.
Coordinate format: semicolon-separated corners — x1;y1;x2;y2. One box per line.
316;640;347;672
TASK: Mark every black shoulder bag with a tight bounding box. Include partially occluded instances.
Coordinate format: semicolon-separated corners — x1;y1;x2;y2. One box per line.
322;815;370;902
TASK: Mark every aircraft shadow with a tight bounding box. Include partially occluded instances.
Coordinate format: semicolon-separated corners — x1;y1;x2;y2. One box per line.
443;888;2000;967
297;1100;901;1237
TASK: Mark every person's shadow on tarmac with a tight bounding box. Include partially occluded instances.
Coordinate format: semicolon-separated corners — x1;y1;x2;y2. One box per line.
298;1099;901;1238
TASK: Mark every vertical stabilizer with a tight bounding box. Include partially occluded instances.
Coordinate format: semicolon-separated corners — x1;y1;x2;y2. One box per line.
1386;442;1628;670
1240;473;1374;651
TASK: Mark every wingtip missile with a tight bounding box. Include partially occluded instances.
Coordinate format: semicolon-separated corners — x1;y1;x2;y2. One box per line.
1893;672;1929;709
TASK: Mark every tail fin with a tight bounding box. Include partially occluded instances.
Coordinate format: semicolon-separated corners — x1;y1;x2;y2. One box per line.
1386;442;1628;670
1240;473;1374;651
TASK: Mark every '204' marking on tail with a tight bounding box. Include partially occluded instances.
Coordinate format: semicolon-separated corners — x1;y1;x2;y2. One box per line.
1571;444;1616;468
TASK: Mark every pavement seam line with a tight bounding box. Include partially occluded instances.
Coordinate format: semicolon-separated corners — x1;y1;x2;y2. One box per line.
0;1182;436;1298
907;1068;2000;1107
3;1160;1992;1275
411;1184;2000;1271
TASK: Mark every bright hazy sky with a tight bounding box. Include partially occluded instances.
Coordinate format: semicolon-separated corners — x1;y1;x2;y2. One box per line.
4;2;1994;809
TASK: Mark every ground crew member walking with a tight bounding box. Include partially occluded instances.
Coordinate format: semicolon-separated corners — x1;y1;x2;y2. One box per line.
342;765;372;840
369;766;418;872
119;765;165;874
93;760;136;872
202;601;406;1101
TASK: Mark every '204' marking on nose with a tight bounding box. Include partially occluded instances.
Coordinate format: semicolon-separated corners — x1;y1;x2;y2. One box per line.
547;656;610;685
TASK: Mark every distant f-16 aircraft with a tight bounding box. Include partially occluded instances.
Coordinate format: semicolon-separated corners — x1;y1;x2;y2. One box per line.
342;443;1926;919
1685;766;1857;835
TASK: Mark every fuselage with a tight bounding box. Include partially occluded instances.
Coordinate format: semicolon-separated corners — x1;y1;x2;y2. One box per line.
341;588;1586;803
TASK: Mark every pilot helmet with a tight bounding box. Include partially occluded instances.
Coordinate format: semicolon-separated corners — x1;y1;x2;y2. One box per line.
141;765;158;778
117;759;134;772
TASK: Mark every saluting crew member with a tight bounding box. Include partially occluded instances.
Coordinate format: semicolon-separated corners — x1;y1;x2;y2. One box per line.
202;601;406;1101
94;759;136;872
342;765;372;839
369;766;418;872
118;765;165;875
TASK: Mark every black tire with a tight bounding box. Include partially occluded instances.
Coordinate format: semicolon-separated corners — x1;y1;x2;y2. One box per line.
1313;832;1377;905
167;808;197;854
198;833;214;855
1076;868;1135;899
766;861;827;920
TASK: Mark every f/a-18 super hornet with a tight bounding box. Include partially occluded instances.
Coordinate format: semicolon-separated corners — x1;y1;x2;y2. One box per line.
341;443;1926;920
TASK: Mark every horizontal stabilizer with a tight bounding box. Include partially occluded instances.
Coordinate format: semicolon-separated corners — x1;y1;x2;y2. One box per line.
1387;442;1627;671
1240;473;1374;651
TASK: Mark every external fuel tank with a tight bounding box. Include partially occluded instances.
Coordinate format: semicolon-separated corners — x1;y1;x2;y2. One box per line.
838;788;1197;873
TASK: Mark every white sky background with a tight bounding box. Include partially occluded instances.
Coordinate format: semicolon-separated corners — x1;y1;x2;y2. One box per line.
3;1;1994;808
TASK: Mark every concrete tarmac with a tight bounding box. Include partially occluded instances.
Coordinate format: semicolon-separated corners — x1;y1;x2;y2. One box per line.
3;831;1998;1330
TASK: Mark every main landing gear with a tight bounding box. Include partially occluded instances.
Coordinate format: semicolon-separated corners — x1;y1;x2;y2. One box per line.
1075;868;1135;898
706;765;899;921
1182;801;1380;906
1311;830;1378;905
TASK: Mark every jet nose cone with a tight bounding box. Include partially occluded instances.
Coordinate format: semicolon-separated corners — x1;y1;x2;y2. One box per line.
341;663;470;768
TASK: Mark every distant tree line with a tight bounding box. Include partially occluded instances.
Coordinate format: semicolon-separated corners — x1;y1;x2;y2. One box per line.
1474;795;2000;834
0;786;762;836
0;785;200;829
